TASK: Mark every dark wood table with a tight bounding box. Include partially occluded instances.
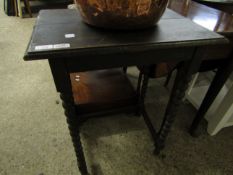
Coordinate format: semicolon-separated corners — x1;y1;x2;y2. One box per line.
24;9;226;174
168;0;233;135
168;0;233;36
194;0;233;14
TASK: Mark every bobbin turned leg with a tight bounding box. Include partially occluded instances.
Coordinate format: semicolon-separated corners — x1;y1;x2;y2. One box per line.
154;63;190;154
60;93;88;175
155;48;203;154
48;59;89;175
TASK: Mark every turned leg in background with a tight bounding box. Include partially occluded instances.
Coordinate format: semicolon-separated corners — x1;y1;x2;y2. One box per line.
155;48;203;154
23;0;32;17
155;63;189;154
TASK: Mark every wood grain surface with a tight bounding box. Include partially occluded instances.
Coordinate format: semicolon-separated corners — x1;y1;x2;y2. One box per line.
70;69;137;116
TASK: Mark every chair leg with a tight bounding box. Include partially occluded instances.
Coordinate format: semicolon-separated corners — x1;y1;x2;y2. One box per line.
23;0;32;17
139;68;158;146
123;67;127;73
136;71;143;96
164;70;173;87
164;64;180;88
164;65;179;87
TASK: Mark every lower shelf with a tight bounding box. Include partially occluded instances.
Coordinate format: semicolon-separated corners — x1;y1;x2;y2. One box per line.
70;69;138;117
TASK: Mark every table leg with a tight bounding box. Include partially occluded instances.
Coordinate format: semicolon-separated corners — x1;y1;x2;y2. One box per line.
23;0;32;17
189;57;233;136
155;48;203;154
48;59;88;175
60;93;89;175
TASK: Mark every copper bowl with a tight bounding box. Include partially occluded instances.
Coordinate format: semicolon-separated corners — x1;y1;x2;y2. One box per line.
75;0;169;30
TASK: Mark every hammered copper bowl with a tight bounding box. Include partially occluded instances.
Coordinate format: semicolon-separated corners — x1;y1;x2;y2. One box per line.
75;0;169;30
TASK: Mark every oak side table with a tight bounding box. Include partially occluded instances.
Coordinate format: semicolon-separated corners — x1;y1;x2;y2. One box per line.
24;9;226;175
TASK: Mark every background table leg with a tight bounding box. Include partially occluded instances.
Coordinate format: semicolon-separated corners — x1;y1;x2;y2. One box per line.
189;57;233;136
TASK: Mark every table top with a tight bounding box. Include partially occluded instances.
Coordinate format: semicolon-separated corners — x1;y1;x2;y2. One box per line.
24;9;226;61
168;0;233;34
